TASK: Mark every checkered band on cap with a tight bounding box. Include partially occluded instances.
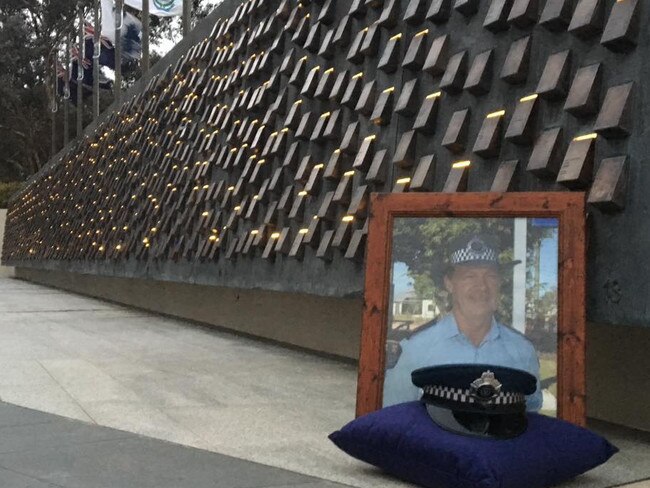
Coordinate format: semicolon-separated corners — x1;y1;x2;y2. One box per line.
450;237;498;265
422;385;526;406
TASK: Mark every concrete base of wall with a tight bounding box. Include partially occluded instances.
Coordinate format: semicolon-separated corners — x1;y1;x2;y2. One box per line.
13;267;650;432
14;267;362;360
586;322;650;432
0;210;14;278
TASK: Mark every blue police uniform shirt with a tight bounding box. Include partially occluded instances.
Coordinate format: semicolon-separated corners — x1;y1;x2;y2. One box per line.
383;313;543;411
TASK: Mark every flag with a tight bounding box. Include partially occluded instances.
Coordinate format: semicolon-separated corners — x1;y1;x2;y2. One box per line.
100;0;117;43
121;12;142;63
57;35;113;105
99;1;142;67
124;0;182;17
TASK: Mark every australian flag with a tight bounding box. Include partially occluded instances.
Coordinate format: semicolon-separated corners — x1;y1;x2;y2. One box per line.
57;14;142;103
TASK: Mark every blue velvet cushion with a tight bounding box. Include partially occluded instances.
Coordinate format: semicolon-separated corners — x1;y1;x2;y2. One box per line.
329;401;617;488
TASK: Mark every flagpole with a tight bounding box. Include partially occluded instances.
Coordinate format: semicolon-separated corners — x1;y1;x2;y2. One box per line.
77;6;84;138
114;0;123;103
51;56;57;158
183;0;191;37
93;0;100;119
63;39;70;147
142;0;149;73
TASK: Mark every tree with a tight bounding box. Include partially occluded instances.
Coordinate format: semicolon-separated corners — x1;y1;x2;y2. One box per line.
0;0;216;182
0;0;88;179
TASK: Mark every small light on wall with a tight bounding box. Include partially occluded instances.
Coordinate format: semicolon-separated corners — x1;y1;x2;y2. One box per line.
383;86;396;94
390;33;403;41
573;133;598;141
396;177;411;185
251;230;259;235
416;29;429;37
364;135;377;141
342;215;354;222
209;235;218;241
202;211;209;216
426;91;442;100
344;170;355;176
298;190;308;196
520;94;538;103
452;160;471;168
314;163;325;169
352;72;364;80
487;110;506;119
271;232;280;239
299;228;309;234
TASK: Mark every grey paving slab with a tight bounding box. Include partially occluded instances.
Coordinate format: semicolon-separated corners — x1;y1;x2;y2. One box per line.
0;415;128;455
268;484;361;488
617;481;650;488
0;402;58;429
0;401;353;488
0;466;58;488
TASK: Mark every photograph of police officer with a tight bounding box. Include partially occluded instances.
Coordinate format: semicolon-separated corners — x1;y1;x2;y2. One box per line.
383;218;559;415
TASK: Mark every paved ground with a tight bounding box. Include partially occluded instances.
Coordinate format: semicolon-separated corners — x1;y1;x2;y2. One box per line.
0;401;352;488
0;276;648;488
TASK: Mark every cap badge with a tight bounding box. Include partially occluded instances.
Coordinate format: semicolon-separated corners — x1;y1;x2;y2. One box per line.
470;370;503;403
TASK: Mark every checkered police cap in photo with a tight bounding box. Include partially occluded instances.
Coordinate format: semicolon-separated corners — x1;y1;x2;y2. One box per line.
445;234;521;270
450;235;499;266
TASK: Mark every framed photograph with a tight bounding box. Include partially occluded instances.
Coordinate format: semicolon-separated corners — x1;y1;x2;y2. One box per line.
356;193;586;426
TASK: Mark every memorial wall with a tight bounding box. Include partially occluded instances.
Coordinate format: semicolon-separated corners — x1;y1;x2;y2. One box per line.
2;2;649;343
3;0;650;429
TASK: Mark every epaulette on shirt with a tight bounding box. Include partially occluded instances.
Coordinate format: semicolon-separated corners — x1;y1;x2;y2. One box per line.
386;317;441;369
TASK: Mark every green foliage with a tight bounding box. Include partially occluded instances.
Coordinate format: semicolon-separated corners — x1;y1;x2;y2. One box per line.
0;0;91;179
0;0;214;181
0;182;24;209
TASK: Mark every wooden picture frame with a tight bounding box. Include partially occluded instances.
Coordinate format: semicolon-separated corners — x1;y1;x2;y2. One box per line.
356;192;586;426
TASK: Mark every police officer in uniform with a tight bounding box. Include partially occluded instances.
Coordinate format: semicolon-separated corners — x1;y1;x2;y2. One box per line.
383;234;543;411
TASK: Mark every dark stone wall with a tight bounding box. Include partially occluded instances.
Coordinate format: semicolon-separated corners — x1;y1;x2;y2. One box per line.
3;0;649;324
